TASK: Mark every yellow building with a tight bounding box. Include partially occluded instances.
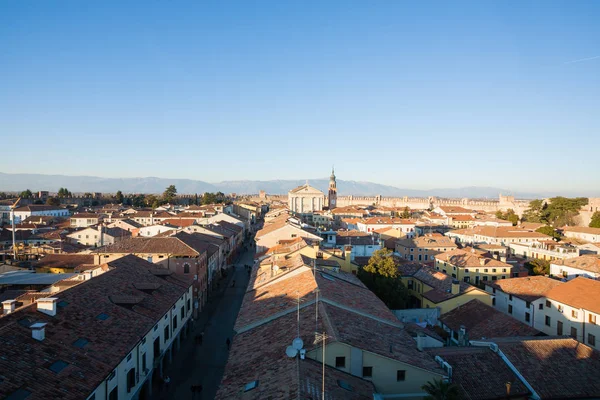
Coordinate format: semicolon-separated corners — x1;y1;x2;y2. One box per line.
399;263;493;314
34;254;97;274
395;233;458;263
434;248;514;286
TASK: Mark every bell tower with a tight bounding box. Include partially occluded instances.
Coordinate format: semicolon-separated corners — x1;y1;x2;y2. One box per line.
328;166;337;209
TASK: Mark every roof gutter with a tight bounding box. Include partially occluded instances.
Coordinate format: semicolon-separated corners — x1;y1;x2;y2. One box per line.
469;341;541;400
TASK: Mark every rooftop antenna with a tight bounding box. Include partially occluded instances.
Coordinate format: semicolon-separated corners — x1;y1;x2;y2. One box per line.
314;332;330;398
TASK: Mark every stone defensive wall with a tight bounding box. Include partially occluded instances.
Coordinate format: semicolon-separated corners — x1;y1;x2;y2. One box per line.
246;192;533;215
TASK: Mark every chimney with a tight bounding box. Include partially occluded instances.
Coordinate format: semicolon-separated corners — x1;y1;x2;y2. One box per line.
30;322;47;341
312;242;319;257
37;298;58;317
451;279;460;295
500;255;507;263
2;300;16;315
479;258;486;266
458;325;467;346
344;245;353;262
416;332;425;351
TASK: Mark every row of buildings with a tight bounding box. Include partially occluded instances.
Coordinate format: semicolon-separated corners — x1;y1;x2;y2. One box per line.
213;204;600;399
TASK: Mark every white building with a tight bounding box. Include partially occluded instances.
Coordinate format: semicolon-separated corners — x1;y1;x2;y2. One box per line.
563;226;600;243
509;241;580;262
550;255;600;281
70;213;103;228
12;205;70;224
540;277;600;349
138;224;179;237
485;276;563;327
288;183;325;215
67;226;131;247
357;217;416;237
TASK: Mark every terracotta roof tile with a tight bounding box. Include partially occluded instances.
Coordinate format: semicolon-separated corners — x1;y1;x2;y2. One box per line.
0;255;192;400
439;300;540;339
486;276;563;302
545;276;600;314
551;255;600;274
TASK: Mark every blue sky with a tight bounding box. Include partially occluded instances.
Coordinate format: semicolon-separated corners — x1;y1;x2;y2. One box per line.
1;1;598;193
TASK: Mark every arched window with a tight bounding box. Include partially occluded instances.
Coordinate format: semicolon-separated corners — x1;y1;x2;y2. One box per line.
183;263;190;274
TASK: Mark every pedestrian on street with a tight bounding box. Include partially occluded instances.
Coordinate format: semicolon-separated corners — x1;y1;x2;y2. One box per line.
164;375;171;391
226;337;231;350
231;279;236;287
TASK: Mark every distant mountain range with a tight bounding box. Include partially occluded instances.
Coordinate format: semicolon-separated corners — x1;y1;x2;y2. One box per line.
0;172;594;199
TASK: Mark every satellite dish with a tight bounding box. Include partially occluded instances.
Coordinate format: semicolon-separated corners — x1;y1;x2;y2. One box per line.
292;337;304;350
286;346;298;358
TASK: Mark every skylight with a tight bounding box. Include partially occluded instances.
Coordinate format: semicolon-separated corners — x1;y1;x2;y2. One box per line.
57;300;69;308
244;380;259;392
48;360;69;373
96;313;109;321
320;272;335;281
337;380;354;391
5;388;32;400
73;338;89;348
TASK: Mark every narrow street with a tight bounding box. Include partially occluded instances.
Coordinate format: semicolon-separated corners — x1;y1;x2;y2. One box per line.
150;246;253;400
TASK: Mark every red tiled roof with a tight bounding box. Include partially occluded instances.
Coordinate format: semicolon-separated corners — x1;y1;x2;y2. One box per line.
486;276;563;302
545;277;600;314
439;300;540;339
0;255;193;400
413;265;485;303
494;337;600;399
427;347;530;400
34;254;95;270
551;255;600;274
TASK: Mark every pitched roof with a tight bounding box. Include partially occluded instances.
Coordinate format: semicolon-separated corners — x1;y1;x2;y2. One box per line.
14;205;66;212
434;248;511;269
439;300;540;339
413;265;485;303
493;337;600;399
216;306;375;400
396;234;458;249
437;206;475;214
427;347;530;400
361;217;415;225
0;255;192;400
161;218;197;227
473;226;551;239
70;213;102;219
98;235;201;256
545;277;600;314
551;254;600;274
563;226;600;235
288;183;324;194
486;276;563;302
34;254;96;270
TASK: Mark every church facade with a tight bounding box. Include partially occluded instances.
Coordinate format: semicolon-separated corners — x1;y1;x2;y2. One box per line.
288;183;325;214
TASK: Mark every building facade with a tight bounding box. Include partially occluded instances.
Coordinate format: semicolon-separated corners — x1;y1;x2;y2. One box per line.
288;183;325;215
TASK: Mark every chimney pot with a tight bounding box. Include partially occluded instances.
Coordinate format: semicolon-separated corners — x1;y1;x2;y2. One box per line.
479;258;486;266
2;300;16;315
451;279;460;295
37;297;59;316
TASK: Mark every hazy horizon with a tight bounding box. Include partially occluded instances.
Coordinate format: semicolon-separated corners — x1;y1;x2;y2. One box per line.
1;2;599;192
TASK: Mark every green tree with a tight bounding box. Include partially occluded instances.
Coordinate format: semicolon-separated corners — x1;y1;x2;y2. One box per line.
523;197;588;227
401;207;411;219
163;185;177;203
422;379;460;400
19;189;33;199
132;194;146;208
57;188;72;198
525;259;550;276
46;196;61;206
358;249;408;309
536;226;561;240
589;211;600;228
202;192;218;205
115;190;124;204
145;194;159;208
496;209;519;225
0;192;6;199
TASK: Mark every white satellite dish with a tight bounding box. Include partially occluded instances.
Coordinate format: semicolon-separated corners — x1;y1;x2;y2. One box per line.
286;346;298;358
292;337;304;350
